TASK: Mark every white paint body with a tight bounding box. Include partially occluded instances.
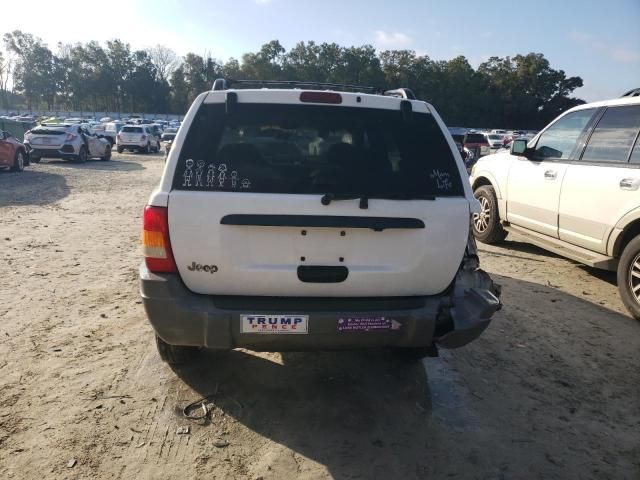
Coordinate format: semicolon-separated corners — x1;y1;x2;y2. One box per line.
470;95;640;259
148;89;478;297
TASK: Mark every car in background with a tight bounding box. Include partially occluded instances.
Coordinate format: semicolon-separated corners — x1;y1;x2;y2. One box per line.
102;121;125;145
160;127;178;157
470;90;640;320
24;123;111;163
464;132;491;159
0;130;29;172
116;125;160;153
485;133;506;151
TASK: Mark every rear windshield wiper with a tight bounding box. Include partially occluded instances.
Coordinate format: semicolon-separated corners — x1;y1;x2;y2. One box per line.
320;192;436;209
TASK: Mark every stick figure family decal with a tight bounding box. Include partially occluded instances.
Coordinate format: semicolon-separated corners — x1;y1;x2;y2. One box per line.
182;159;251;190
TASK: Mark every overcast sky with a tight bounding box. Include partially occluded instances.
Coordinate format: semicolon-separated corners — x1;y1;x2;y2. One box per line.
3;0;639;102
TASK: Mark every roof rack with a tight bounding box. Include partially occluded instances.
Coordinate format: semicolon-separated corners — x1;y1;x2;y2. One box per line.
621;88;640;98
211;78;417;99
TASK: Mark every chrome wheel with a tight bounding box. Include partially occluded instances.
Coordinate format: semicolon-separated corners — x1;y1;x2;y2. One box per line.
473;196;491;233
629;253;640;305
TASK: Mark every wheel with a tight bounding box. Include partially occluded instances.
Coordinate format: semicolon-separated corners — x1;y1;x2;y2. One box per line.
30;155;41;163
100;144;112;161
77;146;88;163
156;141;161;152
142;142;150;154
617;236;640;320
472;185;507;244
23;151;30;166
116;146;124;153
10;150;25;172
155;335;200;365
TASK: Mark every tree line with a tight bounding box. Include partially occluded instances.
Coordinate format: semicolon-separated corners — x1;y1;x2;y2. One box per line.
0;32;585;128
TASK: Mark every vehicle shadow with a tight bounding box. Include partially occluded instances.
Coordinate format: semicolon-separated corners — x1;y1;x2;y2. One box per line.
483;238;619;287
578;265;618;286
174;349;432;479
43;159;145;171
166;274;640;479
0;169;70;207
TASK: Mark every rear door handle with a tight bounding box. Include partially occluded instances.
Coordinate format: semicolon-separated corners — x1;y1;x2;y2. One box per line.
620;178;640;191
544;170;557;180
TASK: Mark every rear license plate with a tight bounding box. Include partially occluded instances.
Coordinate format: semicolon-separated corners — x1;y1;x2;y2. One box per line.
240;314;308;334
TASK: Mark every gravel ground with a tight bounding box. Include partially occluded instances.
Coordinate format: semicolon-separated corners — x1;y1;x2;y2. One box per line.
0;153;639;480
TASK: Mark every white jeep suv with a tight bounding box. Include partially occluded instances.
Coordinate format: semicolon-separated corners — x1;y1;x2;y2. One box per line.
139;79;500;365
470;89;640;319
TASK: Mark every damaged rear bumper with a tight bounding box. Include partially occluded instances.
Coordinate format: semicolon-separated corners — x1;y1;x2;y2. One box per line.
139;259;500;352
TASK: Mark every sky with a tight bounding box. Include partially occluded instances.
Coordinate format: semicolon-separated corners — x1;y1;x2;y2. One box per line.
2;0;639;102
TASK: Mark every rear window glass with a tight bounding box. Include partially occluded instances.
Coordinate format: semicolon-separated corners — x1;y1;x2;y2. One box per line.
464;134;486;143
31;127;66;135
122;126;143;133
581;106;640;163
172;103;463;196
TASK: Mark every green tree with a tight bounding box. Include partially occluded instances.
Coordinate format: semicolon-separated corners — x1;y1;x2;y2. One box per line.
3;30;54;110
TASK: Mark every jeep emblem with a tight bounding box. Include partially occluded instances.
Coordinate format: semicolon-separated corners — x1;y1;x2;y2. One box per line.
187;262;218;273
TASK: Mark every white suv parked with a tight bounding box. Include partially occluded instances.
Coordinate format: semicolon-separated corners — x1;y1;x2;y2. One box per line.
470;89;640;319
116;125;160;153
139;79;500;365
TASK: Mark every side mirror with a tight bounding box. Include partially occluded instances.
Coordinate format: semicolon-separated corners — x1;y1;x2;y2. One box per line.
511;139;528;156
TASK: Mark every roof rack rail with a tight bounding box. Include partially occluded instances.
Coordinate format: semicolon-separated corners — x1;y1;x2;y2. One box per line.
211;78;385;94
210;78;419;100
621;88;640;97
383;88;416;100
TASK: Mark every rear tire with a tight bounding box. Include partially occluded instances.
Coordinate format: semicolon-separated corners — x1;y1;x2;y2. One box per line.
30;155;41;163
116;146;124;154
142;143;150;154
100;144;112;161
472;185;507;244
155;335;200;365
617;235;640;320
10;150;25;172
77;146;88;163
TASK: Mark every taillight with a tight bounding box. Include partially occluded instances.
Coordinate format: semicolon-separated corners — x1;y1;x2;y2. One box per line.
142;206;177;273
117;134;121;141
65;133;77;141
141;134;147;140
300;91;342;104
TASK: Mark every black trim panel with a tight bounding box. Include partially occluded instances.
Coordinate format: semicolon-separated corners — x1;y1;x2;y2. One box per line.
297;266;349;283
220;214;425;230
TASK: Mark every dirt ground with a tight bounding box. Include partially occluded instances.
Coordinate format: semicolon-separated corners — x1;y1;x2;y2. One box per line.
0;153;639;480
